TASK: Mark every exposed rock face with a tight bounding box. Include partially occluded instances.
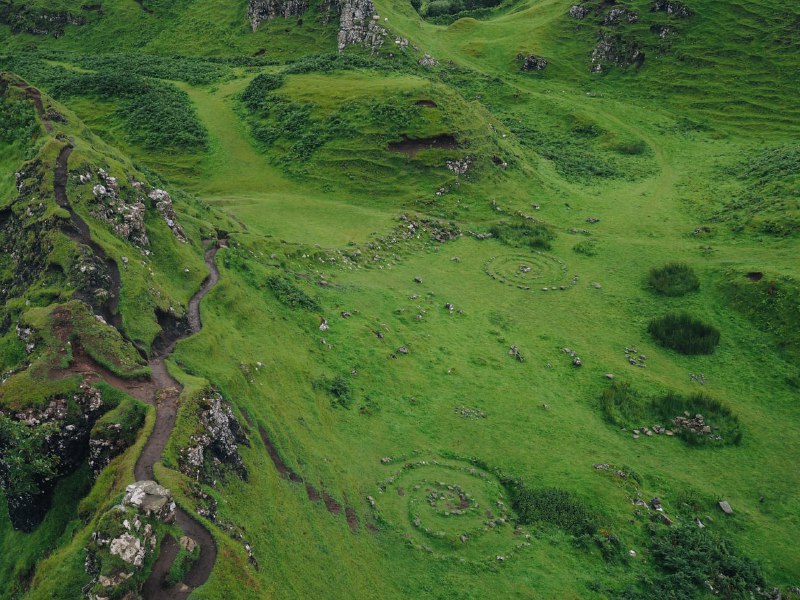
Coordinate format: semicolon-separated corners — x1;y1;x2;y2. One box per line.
590;32;645;72
84;481;175;599
603;8;638;25
72;244;113;306
418;53;439;68
247;0;309;31
0;382;107;531
89;415;144;477
569;4;588;19
0;5;86;37
1;161;58;310
179;392;249;483
147;188;188;243
518;54;548;71
247;0;386;53
651;0;692;17
336;0;386;53
88;168;149;248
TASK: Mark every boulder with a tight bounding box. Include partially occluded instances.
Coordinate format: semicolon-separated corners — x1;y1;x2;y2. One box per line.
122;480;176;522
719;500;733;514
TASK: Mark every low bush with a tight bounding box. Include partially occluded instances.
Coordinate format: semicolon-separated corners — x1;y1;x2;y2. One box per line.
648;312;720;354
50;72;207;151
647;526;766;599
0;87;37;144
241;73;285;111
599;381;644;425
509;482;597;536
648;263;700;296
315;375;352;409
489;221;555;250
599;382;742;446
265;275;319;310
573;240;598;256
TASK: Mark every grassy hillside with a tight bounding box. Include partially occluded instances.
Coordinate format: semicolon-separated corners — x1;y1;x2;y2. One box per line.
1;0;799;598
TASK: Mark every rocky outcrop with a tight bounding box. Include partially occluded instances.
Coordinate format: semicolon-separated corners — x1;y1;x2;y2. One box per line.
0;382;107;531
418;53;439;68
147;188;188;243
590;32;644;72
179;392;249;483
0;4;86;37
603;8;638;25
336;0;386;53
122;480;177;521
651;0;692;18
248;0;309;31
84;481;176;599
1;161;58;310
71;244;113;306
568;4;588;19
518;54;548;71
85;168;150;248
247;0;387;53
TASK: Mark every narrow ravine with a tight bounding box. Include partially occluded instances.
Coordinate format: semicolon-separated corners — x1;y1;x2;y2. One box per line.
53;142;220;599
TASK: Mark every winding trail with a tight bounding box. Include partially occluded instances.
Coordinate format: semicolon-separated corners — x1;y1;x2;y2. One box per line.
53;143;221;599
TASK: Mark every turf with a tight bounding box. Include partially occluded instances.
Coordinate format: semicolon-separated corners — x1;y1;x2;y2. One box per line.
0;0;799;598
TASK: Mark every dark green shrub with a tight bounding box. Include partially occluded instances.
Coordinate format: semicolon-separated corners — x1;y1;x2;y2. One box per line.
315;375;352;409
614;140;647;155
647;526;766;599
0;416;60;496
510;482;597;536
489;221;555;250
648;312;720;355
648;263;700;296
242;73;285;111
573;240;597;256
0;89;37;144
50;72;207;151
599;381;644;425
265;275;319;310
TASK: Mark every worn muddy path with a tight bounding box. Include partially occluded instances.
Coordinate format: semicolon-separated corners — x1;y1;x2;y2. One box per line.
54;143;221;599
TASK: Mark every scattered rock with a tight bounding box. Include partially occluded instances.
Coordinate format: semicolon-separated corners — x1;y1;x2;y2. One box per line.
719;500;733;515
569;4;588;19
418;53;438;68
518;54;548;71
651;0;692;18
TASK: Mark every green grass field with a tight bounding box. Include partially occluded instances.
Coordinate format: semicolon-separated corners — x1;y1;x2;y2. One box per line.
1;0;799;597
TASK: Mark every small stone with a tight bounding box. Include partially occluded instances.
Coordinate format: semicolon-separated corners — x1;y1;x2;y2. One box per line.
605;373;614;380
719;501;733;514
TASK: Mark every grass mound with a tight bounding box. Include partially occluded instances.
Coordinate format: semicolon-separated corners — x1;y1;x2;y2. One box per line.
716;145;800;236
647;263;700;296
721;271;800;361
648;312;720;355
